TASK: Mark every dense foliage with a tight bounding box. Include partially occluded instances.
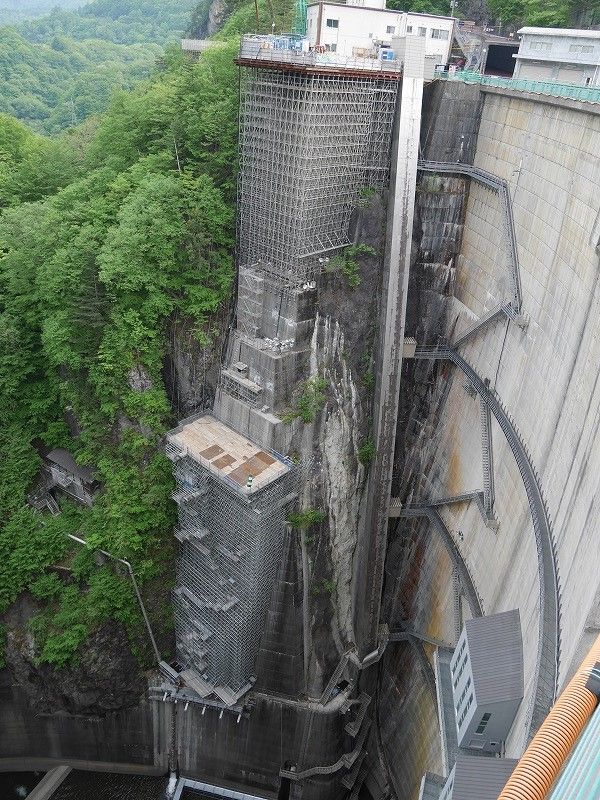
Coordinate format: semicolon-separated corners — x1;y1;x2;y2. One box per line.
0;27;158;132
20;0;199;46
0;33;242;666
0;0;202;133
386;0;600;28
486;0;600;27
0;1;88;26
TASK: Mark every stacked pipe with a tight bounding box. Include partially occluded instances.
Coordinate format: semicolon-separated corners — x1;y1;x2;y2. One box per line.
497;633;600;800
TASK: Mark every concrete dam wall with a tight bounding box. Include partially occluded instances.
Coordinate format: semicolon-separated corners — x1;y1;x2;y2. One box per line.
379;82;600;798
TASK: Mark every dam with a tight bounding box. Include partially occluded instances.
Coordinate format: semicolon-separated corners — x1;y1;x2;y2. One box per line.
2;24;600;800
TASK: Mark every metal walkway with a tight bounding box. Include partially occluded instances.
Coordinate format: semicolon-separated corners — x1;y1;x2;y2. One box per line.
389;625;454;650
401;505;484;620
418;161;528;346
480;397;495;518
279;719;371;780
413;345;561;738
426;490;496;528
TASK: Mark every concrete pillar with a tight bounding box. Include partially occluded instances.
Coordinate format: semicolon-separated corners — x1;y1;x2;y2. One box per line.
353;37;426;658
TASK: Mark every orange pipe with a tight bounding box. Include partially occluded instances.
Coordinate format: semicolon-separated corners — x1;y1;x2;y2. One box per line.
498;633;600;800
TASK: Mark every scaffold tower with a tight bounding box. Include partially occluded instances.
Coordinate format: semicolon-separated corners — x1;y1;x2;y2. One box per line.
237;67;398;290
292;0;307;35
166;414;296;705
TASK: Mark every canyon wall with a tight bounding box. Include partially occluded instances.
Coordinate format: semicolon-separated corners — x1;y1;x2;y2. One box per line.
4;77;600;800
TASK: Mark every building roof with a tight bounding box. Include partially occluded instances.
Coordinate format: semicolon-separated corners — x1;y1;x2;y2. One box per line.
46;448;96;483
419;772;445;800
447;756;518;800
465;609;524;705
167;414;290;493
518;27;600;40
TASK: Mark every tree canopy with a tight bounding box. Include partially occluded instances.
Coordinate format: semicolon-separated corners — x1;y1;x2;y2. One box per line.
0;0;205;133
0;0;256;665
0;1;89;26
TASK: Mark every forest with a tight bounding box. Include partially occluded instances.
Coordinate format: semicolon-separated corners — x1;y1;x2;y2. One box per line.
0;0;199;132
0;0;293;672
390;0;600;27
0;1;89;26
1;0;598;134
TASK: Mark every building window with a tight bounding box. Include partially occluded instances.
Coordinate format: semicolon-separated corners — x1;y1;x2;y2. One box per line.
455;676;472;713
568;43;593;53
418;26;426;37
326;18;339;28
458;693;474;728
431;28;449;40
386;25;395;34
475;712;492;735
453;651;469;689
325;43;337;52
530;41;551;51
451;639;467;676
407;25;413;33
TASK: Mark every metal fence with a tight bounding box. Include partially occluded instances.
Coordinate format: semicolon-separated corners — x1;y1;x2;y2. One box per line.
238;34;403;74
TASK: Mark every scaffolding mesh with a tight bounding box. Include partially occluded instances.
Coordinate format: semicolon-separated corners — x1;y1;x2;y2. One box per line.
172;455;296;693
237;68;398;289
236;265;265;338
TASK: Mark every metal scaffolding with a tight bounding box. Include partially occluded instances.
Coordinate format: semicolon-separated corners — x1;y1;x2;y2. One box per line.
168;55;402;706
167;427;296;703
237;68;398;290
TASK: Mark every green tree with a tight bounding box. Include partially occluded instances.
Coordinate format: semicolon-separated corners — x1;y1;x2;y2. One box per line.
0;0;292;670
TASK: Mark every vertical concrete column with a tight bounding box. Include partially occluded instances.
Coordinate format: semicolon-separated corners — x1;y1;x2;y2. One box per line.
354;38;426;658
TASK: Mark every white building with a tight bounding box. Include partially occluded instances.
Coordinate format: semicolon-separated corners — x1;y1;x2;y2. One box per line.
513;27;600;86
450;610;524;754
306;0;455;64
435;757;517;800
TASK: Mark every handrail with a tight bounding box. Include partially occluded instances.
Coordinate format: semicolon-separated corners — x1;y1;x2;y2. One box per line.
436;71;600;105
412;345;560;737
279;719;371;780
401;506;484;619
418;160;522;311
238;34;403;75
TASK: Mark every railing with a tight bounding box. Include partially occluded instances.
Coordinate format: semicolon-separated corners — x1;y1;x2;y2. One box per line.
280;719;371;780
480;397;495;517
418;161;523;312
412;345;561;738
238;34;403;74
436;70;600;105
401;505;484;619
